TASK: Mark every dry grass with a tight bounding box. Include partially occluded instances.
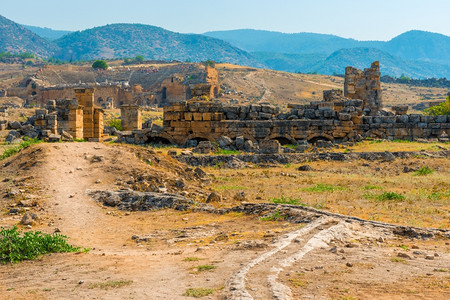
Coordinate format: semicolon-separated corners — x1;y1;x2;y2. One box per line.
206;142;449;229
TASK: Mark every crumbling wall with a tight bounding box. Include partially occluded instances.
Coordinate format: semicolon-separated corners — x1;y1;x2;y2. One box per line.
344;61;382;116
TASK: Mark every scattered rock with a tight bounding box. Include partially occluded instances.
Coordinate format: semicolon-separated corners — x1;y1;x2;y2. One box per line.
425;255;435;260
397;252;412;259
233;192;246;202
298;165;313;171
206;192;222;203
20;212;39;225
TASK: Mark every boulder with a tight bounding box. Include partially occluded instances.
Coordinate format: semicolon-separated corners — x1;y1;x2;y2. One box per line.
206;192;222;203
20;212;39;225
218;136;233;149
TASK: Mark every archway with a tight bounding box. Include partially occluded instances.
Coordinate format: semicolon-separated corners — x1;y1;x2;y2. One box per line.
162;87;167;101
147;137;172;145
272;136;294;145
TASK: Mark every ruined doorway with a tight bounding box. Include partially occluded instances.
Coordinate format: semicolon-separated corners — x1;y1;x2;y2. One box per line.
162;87;167;101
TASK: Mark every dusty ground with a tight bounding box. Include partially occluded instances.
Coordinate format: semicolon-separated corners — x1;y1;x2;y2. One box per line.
0;142;449;299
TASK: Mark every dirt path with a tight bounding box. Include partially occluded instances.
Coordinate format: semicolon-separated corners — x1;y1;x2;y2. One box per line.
1;143;449;299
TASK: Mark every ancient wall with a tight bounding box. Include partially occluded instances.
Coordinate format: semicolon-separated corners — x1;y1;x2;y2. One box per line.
344;61;382;116
121;105;142;131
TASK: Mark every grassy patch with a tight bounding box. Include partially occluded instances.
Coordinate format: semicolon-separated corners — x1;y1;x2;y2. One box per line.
391;257;406;263
260;209;286;221
399;245;409;251
363;184;382;190
376;192;406;202
183;257;201;262
215;149;241;155
215;185;247;191
0;138;41;161
0;226;80;264
196;265;217;272
414;166;434;176
88;280;133;289
271;195;306;206
302;183;344;193
289;278;308;287
184;288;214;298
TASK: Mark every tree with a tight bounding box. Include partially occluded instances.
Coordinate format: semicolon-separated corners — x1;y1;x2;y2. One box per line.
424;96;450;116
135;55;145;63
92;60;108;70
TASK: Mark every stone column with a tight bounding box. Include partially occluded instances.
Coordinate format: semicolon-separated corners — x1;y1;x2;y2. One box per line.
120;105;142;131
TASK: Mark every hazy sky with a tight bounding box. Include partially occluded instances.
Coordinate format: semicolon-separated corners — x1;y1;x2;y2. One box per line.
1;0;449;40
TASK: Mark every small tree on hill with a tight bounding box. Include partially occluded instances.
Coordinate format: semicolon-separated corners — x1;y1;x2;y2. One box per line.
92;60;109;70
135;55;145;63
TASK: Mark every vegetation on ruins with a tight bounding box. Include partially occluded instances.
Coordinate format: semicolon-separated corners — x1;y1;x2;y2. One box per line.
424;97;450;115
0;226;80;264
92;59;109;70
106;119;123;131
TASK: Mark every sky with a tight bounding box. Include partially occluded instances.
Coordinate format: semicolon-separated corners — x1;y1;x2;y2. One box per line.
1;0;449;40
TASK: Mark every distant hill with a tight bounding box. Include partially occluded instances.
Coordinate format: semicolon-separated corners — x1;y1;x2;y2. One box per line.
384;30;450;66
54;24;263;67
0;15;59;57
252;52;327;73
22;24;72;40
309;48;450;78
204;29;450;67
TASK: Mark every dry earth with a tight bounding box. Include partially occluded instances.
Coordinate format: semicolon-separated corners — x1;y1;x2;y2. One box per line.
0;142;449;299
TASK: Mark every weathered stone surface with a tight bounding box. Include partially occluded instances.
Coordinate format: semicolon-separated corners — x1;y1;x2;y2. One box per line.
206;192;222;203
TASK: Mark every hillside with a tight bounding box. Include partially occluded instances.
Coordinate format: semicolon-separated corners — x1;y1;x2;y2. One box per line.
0;15;59;57
311;48;450;78
22;24;72;40
54;24;263;67
205;29;450;77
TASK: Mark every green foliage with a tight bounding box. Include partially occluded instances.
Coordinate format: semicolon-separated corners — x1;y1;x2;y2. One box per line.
0;137;41;161
376;192;405;202
106;119;122;131
135;55;145;62
414;166;434;176
184;288;214;298
183;257;200;262
260;209;286;221
196;265;217;272
399;74;410;81
0;226;80;264
215;185;247;191
271;195;305;206
363;184;382;190
204;59;215;67
92;59;109;70
215;149;241;155
424;98;450;116
302;184;344;193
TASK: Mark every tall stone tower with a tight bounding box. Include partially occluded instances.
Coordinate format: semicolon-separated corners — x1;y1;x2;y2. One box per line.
74;88;103;141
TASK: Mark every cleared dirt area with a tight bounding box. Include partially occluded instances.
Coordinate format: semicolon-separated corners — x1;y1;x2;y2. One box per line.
0;142;449;299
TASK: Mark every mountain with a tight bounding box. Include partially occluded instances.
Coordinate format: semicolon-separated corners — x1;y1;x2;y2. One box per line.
22;24;72;40
0;15;59;57
204;29;450;66
309;48;450;78
252;52;327;73
384;30;450;66
54;24;263;67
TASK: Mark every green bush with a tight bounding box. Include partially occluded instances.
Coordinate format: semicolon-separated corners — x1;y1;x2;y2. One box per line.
424;98;450;116
135;55;145;63
414;166;434;176
376;192;405;202
107;119;122;131
0;226;80;264
92;60;109;70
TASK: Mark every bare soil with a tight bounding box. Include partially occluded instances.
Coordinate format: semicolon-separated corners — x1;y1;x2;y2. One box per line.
0;143;449;299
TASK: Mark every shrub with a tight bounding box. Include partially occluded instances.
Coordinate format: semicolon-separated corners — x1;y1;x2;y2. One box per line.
196;265;217;272
107;119;122;131
0;226;80;264
424;97;450;116
92;60;109;70
135;55;145;63
302;184;343;192
260;209;286;221
376;192;405;202
414;166;434;176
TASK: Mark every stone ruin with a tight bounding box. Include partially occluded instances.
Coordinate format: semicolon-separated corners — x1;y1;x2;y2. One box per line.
32;88;104;141
118;62;450;152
